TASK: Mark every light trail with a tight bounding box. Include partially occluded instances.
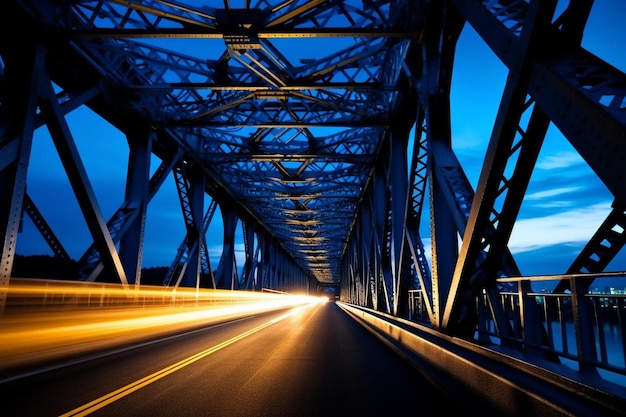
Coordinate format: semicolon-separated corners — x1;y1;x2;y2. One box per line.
0;280;327;372
58;304;317;417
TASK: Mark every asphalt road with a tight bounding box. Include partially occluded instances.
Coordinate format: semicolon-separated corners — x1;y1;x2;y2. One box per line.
1;301;472;417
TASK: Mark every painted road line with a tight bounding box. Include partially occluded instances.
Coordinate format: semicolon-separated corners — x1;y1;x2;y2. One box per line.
59;305;310;417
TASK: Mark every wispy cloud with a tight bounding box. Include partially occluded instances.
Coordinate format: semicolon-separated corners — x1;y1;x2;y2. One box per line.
509;203;611;253
419;203;613;274
524;187;581;200
524;186;581;200
536;151;584;170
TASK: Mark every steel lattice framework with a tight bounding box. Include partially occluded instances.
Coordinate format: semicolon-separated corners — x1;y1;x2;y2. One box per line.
1;0;626;365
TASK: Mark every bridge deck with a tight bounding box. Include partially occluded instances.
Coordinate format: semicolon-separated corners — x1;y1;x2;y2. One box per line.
1;302;486;417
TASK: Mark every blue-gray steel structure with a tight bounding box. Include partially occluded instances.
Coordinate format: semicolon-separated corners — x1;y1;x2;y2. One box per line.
1;0;626;406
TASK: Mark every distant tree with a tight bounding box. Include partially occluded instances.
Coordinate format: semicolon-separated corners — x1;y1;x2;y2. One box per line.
140;266;168;286
12;254;168;286
12;254;79;280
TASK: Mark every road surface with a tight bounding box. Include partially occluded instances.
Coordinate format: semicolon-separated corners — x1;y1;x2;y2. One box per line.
1;301;474;417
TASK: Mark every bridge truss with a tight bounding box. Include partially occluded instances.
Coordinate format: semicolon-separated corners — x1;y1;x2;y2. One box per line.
1;0;626;393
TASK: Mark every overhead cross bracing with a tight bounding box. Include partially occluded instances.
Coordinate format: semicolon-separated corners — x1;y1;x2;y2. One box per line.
0;0;418;286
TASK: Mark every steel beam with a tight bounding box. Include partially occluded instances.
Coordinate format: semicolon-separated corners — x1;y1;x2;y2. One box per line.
40;76;129;287
0;42;42;311
442;0;557;335
119;127;153;286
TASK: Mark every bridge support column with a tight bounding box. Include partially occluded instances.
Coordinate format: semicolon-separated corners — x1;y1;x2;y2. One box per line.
240;220;257;290
180;166;205;288
371;162;389;313
215;203;238;289
0;41;42;312
419;2;464;329
389;127;410;317
120;128;153;286
359;201;374;309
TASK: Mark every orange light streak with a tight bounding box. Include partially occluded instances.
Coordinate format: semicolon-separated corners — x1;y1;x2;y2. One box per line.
0;280;327;374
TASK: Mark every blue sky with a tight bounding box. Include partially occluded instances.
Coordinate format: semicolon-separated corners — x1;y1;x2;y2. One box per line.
446;0;626;289
15;1;626;290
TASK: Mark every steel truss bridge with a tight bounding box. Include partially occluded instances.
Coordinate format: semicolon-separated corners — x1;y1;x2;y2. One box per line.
1;0;626;410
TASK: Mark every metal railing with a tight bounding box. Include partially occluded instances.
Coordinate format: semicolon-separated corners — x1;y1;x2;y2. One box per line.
486;274;626;388
408;273;626;387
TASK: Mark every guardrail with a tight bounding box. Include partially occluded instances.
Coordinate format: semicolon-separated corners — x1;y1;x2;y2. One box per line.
340;301;626;416
408;272;626;388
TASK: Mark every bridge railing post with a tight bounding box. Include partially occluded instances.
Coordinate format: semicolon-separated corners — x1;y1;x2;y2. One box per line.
472;274;626;385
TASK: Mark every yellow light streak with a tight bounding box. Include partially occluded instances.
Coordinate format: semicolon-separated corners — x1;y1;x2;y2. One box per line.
0;280;327;373
59;305;313;417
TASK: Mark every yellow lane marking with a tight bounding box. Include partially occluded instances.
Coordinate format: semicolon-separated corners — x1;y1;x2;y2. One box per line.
60;306;308;417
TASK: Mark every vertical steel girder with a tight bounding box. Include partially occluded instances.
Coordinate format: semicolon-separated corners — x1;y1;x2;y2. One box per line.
199;200;218;289
259;231;272;289
119;128;153;286
215;203;238;290
372;157;391;314
405;109;434;321
162;171;215;289
240;220;258;290
360;202;375;309
420;2;465;329
389;128;410;317
181;165;205;288
405;109;434;322
0;41;42;311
